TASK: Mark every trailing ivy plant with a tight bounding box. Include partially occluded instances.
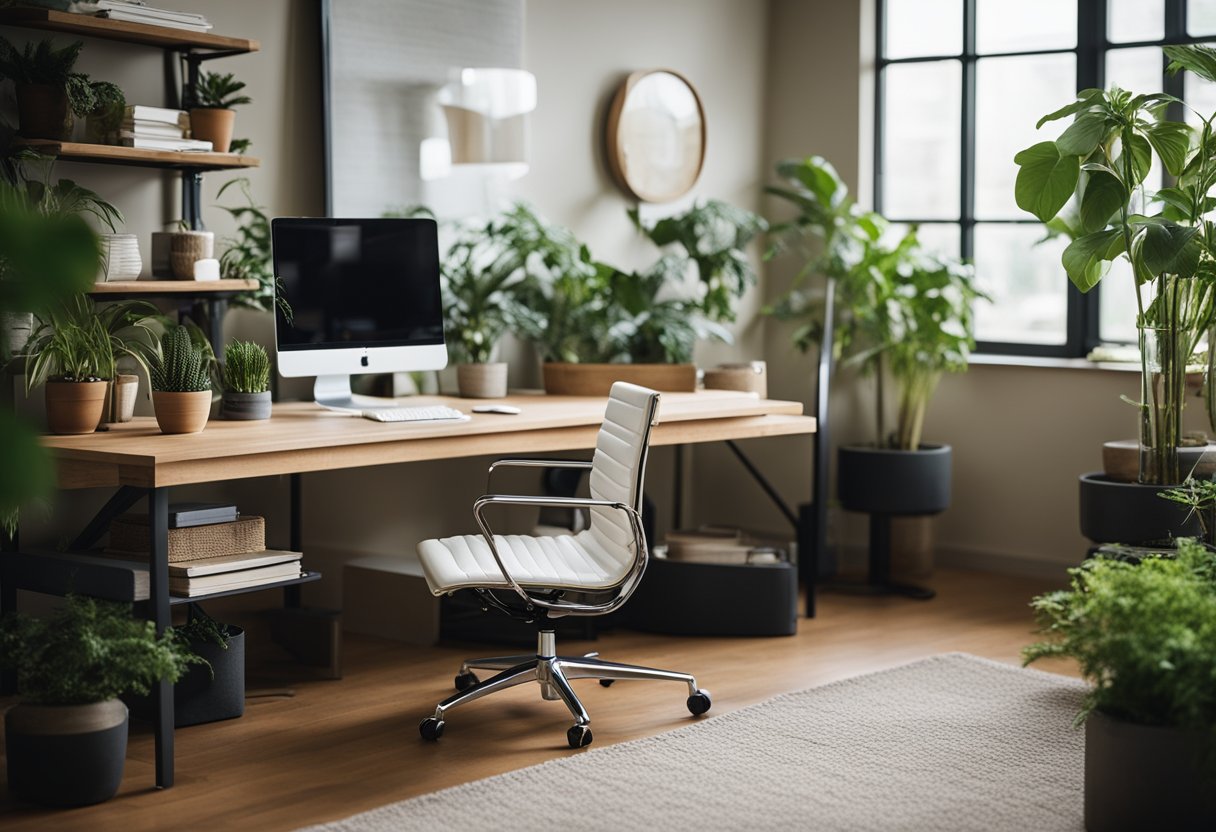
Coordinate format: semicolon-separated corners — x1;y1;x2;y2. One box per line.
1024;539;1216;763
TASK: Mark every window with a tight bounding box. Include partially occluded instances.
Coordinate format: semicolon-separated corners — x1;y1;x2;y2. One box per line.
876;0;1216;356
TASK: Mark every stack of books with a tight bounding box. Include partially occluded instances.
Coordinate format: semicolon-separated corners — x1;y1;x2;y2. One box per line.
168;550;303;598
90;1;213;32
121;105;211;152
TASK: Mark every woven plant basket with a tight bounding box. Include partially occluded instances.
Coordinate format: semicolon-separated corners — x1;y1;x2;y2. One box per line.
108;516;265;563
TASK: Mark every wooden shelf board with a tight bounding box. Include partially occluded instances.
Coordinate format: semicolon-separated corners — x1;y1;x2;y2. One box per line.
0;8;259;52
14;140;259;171
169;571;322;605
90;280;259;296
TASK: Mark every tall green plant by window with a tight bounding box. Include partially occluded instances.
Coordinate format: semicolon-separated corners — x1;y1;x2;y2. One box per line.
1013;44;1216;486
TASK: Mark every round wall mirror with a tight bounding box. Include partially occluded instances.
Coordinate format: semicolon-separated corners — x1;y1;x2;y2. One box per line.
605;69;706;203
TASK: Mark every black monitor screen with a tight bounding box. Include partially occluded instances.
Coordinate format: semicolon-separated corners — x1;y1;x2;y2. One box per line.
272;217;444;351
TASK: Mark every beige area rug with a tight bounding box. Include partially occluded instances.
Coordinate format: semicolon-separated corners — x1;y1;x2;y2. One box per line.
299;654;1087;832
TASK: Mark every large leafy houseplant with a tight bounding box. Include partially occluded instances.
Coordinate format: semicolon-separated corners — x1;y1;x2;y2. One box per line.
217;177;279;314
1013;44;1216;486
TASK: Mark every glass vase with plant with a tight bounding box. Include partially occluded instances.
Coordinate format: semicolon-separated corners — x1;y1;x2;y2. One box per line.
189;70;251;153
221;339;272;420
150;324;212;434
1013;44;1216;486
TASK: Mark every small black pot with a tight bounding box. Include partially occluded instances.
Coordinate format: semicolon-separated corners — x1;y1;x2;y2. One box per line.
222;390;271;421
5;699;128;807
1078;473;1202;545
175;627;245;727
838;444;952;516
1085;709;1216;831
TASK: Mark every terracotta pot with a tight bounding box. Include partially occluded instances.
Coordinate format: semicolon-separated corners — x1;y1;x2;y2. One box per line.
189;108;235;152
542;362;696;396
45;379;108;435
168;231;215;280
457;362;508;398
16;83;72;140
152;390;212;434
5;699;128;807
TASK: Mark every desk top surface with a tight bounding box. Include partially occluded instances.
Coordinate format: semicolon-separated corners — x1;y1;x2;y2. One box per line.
42;390;814;489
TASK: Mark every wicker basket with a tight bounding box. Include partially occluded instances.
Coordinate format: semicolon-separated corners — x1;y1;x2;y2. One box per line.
108;516;265;563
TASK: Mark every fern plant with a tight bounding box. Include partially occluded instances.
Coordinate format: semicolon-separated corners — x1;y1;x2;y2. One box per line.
151;325;211;393
0;36;97;117
222;340;270;393
192;71;251;109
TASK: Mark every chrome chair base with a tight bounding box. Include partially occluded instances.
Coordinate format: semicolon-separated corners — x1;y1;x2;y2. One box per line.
419;630;711;748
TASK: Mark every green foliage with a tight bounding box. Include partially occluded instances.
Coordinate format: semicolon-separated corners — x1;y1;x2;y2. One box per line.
0;595;200;705
223;339;270;393
5;151;123;233
1160;477;1216;542
151;325;211;393
23;294;159;391
193;71;251;109
1024;539;1216;758
216;178;278;314
227;137;252;155
0;36;98;116
765;156;984;449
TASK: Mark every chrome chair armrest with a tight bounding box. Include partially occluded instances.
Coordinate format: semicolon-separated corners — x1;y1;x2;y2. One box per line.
486;458;594;493
472;494;648;615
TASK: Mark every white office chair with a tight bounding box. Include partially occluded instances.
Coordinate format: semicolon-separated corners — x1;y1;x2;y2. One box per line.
416;382;711;748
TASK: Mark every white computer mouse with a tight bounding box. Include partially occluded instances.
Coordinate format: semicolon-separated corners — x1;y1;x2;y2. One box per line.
471;405;522;415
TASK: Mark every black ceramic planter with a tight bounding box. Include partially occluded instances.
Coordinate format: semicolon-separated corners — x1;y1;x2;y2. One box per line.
1078;473;1203;545
1085;709;1216;831
222;391;271;420
5;699;128;807
175;627;245;727
838;444;952;515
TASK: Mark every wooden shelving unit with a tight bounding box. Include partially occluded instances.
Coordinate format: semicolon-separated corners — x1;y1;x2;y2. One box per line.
90;279;259;296
15;139;259;171
0;8;259;52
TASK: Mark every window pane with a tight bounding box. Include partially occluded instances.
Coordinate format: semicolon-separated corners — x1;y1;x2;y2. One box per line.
1186;72;1216;128
975;53;1076;219
1106;47;1164;191
1099;258;1155;344
1108;0;1164;43
976;0;1076;53
973;224;1069;345
884;0;962;59
884;222;962;259
1190;0;1216;36
882;61;962;219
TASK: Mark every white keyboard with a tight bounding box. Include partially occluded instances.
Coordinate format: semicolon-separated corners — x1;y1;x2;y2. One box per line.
360;405;469;423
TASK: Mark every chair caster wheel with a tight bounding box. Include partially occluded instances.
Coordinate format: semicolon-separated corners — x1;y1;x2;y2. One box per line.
454;671;478;691
567;724;593;748
599;679;614;687
687;690;712;716
419;717;445;741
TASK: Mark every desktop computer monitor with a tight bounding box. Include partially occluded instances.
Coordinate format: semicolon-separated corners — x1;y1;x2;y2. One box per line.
272;217;448;411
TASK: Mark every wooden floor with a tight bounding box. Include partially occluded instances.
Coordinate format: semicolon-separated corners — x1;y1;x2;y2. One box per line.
0;568;1077;831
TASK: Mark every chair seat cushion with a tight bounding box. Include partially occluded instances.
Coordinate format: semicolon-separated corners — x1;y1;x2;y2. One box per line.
417;531;627;595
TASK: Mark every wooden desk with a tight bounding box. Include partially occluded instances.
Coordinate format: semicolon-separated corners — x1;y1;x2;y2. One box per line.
17;390;814;789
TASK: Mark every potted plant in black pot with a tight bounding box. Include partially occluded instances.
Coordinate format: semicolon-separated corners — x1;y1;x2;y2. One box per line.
0;595;197;807
222;339;271;419
1013;44;1216;546
1024;538;1216;831
766;156;984;598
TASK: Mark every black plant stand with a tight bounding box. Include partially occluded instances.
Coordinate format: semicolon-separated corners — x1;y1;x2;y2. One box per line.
823;513;935;600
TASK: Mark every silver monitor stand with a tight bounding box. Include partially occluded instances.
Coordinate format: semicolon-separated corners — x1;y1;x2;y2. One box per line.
313;375;397;413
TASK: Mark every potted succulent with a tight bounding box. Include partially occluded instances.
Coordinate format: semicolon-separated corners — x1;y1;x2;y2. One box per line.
1024;539;1216;830
222;339;272;419
0;595;197;807
189;70;251;154
766;156;984;595
1014;44;1216;544
150;324;213;434
0;37;118;141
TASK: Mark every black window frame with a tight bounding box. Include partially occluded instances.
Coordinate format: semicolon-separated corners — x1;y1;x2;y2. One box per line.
875;0;1216;357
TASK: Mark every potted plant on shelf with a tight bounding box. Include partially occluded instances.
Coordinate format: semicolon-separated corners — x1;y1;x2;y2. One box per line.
766;156;984;596
83;80;125;145
1014;44;1216;545
172;607;245;726
150;324;213;434
0;37;120;141
1024;539;1216;830
189;70;251;154
0;595;197;807
222;339;271;419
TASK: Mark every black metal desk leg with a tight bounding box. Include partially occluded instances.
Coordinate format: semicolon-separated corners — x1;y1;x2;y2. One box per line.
284;473;302;608
148;487;175;788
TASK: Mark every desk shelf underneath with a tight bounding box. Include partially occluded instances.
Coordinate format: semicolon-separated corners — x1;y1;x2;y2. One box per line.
170;570;322;605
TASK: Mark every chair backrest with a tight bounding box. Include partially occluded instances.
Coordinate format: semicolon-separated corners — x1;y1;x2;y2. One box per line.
586;382;660;565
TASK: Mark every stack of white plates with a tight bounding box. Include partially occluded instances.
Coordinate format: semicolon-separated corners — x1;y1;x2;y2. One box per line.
98;233;142;283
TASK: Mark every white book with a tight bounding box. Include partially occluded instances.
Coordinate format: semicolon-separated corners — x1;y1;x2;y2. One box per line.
120;125;185;140
124;105;188;127
169;562;302;596
99;9;212;30
168;549;303;578
122;136;213;152
97;0;209;24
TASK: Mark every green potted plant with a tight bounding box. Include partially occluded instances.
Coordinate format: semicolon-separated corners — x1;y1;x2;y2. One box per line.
217;177;278;311
222;339;271;419
0;36;90;140
83;80;126;145
0;595;197;807
150;324;212;434
189;70;251;153
1024;539;1216;830
172;608;245;726
1014;44;1216;544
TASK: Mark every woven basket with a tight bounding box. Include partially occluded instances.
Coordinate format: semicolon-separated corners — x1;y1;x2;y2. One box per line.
108;516;265;563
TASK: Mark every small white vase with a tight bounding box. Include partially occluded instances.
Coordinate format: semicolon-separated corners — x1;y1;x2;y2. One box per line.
97;234;141;283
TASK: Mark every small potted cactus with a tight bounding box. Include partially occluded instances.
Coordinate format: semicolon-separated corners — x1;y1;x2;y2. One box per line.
150;325;212;435
221;340;271;420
